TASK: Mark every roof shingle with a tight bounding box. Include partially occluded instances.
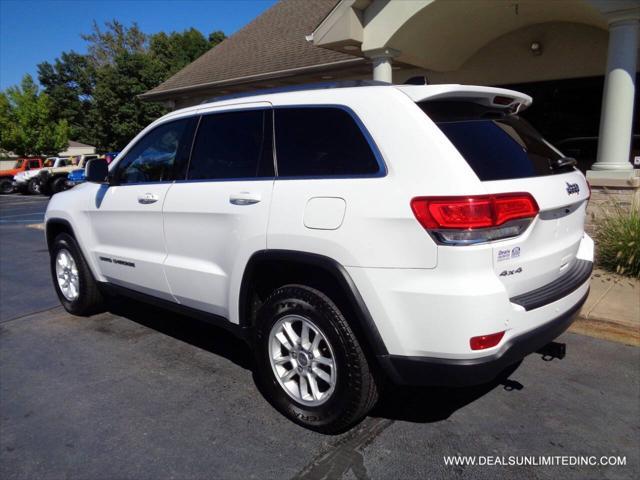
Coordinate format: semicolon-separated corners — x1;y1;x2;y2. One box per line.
143;0;357;98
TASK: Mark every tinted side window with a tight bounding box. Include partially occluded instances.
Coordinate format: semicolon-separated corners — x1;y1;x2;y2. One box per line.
188;109;273;180
274;107;380;177
116;118;193;184
29;160;41;169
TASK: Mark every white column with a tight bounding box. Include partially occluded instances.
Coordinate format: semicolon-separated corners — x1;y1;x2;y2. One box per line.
591;15;639;173
373;56;393;83
364;48;399;84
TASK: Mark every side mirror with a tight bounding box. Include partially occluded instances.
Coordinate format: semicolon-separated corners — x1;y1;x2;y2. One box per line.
85;158;109;183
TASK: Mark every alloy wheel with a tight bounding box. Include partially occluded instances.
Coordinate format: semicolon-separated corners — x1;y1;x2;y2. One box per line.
55;249;80;301
268;314;337;406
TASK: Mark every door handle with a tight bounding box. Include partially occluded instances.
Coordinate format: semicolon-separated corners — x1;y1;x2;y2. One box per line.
138;193;159;204
229;192;261;205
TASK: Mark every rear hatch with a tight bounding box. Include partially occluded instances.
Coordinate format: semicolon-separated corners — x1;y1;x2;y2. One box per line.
403;85;589;298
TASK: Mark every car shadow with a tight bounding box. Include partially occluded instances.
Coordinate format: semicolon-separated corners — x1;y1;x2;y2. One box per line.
370;362;523;424
105;296;254;371
105;296;526;425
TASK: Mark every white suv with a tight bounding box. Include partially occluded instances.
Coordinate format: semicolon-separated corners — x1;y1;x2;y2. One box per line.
45;82;593;433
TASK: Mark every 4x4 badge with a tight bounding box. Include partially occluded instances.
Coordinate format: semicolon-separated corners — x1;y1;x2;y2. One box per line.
500;267;522;277
566;182;580;195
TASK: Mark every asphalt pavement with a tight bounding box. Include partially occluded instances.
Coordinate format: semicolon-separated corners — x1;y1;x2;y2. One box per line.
0;194;638;480
0;195;58;321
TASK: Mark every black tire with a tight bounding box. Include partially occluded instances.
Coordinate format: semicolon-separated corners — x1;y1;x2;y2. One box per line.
27;178;40;195
51;176;67;195
0;178;14;194
254;284;379;434
50;233;105;316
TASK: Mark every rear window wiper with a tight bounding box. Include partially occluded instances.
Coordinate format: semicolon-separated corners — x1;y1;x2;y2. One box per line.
550;157;577;170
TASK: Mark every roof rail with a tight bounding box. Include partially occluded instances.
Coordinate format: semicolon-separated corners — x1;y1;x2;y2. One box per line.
200;80;392;105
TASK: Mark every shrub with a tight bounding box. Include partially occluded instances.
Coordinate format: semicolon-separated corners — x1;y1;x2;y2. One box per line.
595;203;640;278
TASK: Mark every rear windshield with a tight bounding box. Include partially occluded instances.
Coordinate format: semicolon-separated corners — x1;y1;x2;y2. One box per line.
419;101;571;181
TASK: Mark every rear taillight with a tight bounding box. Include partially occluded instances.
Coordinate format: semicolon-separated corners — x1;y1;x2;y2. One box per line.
411;193;538;245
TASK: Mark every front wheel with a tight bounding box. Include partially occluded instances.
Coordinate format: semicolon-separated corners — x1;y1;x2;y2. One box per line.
254;285;379;434
50;233;104;316
27;178;40;195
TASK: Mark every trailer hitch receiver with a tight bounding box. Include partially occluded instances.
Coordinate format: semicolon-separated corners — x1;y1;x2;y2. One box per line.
537;341;566;361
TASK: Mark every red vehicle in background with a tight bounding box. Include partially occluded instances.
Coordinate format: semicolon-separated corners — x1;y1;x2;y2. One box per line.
0;158;44;194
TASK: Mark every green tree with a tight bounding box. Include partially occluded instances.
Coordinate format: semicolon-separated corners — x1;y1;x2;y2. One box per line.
37;51;95;143
81;19;147;67
0;75;69;156
150;28;223;76
33;21;226;151
208;30;226;46
90;52;167;150
0;93;10;149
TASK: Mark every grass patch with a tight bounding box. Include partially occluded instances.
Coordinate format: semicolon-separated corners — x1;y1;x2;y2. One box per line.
594;201;640;278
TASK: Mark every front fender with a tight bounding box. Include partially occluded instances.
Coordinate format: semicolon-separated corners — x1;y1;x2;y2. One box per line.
45;185;106;282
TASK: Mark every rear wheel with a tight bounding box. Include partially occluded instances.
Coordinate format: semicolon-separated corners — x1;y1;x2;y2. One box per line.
50;233;104;316
254;285;378;433
51;176;67;195
0;178;13;194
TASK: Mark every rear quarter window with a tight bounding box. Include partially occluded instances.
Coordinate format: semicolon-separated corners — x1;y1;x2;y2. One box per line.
274;107;381;177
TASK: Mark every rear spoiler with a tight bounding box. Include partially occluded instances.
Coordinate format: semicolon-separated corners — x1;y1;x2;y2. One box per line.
396;84;532;114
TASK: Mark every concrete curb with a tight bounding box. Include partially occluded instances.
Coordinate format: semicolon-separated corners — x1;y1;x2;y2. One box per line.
570;269;639;346
570;316;640;347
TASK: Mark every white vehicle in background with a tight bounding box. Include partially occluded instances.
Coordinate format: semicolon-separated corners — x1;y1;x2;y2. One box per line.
44;81;593;433
13;157;71;195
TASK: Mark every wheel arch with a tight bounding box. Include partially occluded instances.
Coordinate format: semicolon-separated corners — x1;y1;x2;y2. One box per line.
46;218;76;250
239;249;388;357
46;216;106;285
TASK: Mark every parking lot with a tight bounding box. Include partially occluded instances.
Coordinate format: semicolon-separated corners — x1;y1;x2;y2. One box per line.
0;193;638;480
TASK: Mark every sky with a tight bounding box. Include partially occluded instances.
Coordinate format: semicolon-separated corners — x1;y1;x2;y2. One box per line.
0;0;277;90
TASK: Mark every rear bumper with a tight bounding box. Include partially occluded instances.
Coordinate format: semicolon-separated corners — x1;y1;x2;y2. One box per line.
378;287;588;387
511;259;592;310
